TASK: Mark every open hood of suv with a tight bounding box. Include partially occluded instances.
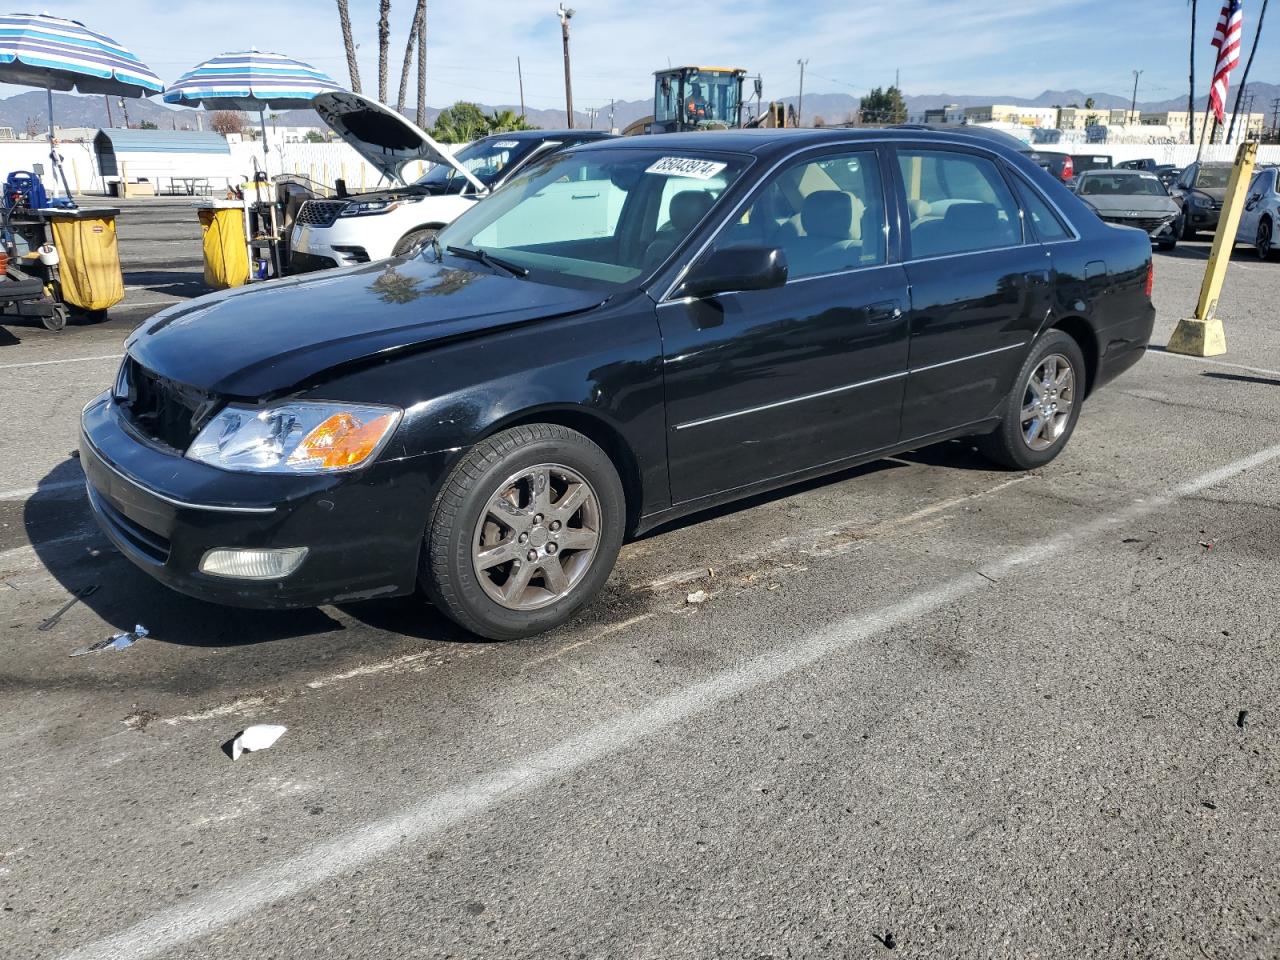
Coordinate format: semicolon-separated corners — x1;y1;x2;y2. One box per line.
314;91;487;193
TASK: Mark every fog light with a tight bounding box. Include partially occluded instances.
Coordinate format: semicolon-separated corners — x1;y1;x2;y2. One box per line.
199;547;308;580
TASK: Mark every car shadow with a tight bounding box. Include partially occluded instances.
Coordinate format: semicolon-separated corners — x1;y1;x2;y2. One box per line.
122;269;207;300
23;459;349;648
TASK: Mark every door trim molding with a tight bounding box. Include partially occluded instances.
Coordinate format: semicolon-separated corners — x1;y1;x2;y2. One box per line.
672;370;908;431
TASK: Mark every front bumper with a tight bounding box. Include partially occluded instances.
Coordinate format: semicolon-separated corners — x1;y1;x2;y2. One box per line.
290;219;389;273
80;393;432;608
1186;205;1221;231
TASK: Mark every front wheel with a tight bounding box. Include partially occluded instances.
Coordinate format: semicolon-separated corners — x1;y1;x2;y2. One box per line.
977;330;1086;471
423;424;625;640
392;227;438;258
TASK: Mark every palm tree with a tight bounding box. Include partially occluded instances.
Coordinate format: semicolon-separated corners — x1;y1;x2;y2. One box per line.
1228;0;1270;140
336;0;362;93
415;0;427;127
487;109;537;133
1188;0;1197;141
377;0;392;103
396;0;425;114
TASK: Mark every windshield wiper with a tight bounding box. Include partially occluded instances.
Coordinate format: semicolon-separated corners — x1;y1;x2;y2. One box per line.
445;244;529;278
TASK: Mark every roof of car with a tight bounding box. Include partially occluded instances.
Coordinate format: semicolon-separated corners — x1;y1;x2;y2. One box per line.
482;129;613;141
583;126;1033;160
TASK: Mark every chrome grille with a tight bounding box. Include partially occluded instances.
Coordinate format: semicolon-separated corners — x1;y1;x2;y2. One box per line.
295;199;348;227
1102;215;1174;234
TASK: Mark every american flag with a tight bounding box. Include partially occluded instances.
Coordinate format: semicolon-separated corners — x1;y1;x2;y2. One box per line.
1209;0;1244;124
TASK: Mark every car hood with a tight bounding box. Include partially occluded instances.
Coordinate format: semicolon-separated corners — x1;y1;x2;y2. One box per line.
125;257;607;399
1081;194;1179;215
313;91;486;192
1191;185;1228;202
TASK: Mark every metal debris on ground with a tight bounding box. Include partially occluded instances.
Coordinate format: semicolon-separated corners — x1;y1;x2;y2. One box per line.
229;724;288;760
69;623;148;657
686;589;709;605
37;584;99;632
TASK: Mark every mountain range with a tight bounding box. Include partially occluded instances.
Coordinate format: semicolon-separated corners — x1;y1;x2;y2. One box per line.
3;83;1276;136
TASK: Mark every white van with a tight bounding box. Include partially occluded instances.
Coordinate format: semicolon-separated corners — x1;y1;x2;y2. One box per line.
289;91;612;273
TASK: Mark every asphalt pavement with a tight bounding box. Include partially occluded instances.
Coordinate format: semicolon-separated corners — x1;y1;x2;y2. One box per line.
2;202;1279;960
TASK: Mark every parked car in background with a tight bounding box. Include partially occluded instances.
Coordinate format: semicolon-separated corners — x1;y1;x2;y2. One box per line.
288;91;612;273
1169;161;1233;238
81;128;1154;640
1157;165;1182;189
1236;165;1279;260
1035;150;1075;184
1069;152;1115;181
1118;158;1159;172
1074;170;1182;250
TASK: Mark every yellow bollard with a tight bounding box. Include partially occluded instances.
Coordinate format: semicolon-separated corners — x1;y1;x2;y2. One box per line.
1166;141;1258;357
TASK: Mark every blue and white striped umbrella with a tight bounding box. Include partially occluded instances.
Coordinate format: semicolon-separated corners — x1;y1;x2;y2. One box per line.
0;12;161;95
164;49;343;112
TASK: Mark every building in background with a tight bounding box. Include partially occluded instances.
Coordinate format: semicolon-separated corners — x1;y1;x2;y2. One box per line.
964;104;1059;127
920;104;964;124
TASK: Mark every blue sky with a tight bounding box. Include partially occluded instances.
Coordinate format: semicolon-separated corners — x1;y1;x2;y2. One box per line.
41;0;1280;111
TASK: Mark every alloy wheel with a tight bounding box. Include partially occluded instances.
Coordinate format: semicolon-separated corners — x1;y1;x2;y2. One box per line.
1258;220;1272;260
1020;353;1076;452
471;463;601;611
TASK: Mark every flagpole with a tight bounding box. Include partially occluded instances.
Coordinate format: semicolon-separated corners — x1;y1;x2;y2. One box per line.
1196;101;1215;160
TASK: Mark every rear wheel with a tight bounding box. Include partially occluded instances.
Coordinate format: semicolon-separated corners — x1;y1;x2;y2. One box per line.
40;303;67;332
1257;217;1273;261
977;329;1086;471
392;227;438;258
423;424;625;640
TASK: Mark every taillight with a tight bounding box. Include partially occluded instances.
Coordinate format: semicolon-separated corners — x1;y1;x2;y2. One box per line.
1062;156;1074;181
1144;260;1154;297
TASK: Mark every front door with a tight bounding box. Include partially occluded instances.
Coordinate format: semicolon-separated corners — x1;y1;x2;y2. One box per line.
892;146;1052;440
657;147;911;505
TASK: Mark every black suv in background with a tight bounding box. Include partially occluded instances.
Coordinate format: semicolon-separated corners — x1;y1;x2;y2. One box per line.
1169;161;1233;238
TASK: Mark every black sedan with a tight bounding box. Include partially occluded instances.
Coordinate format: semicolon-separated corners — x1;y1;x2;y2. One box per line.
82;129;1155;639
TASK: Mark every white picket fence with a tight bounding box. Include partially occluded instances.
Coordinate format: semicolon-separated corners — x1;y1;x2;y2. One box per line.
0;139;452;197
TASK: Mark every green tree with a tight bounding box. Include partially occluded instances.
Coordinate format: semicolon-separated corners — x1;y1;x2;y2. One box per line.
859;86;908;125
431;101;489;142
138;120;158;130
486;109;538;133
1084;97;1096;109
304;130;327;143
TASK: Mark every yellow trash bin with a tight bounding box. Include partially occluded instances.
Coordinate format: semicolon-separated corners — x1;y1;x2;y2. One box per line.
197;200;249;290
44;206;125;314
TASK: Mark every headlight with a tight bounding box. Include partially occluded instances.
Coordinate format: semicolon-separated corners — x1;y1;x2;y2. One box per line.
1191;195;1211;208
186;401;402;474
338;196;422;217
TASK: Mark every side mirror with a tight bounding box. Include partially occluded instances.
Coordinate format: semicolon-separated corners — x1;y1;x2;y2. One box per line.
680;246;788;299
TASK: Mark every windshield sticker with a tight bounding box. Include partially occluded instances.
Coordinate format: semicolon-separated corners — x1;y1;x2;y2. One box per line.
491;140;520;149
645;157;728;180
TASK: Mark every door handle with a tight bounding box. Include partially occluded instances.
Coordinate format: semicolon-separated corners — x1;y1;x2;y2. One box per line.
866;301;903;324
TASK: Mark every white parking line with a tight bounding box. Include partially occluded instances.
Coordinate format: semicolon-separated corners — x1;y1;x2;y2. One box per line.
0;478;84;502
1146;347;1280;380
0;353;122;371
55;438;1280;960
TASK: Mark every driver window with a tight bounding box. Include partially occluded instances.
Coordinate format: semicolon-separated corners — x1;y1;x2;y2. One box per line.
709;150;887;279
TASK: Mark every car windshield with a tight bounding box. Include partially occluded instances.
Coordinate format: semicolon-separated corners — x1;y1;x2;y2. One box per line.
434;147;749;288
1195;166;1232;189
1079;174;1168;197
414;137;541;193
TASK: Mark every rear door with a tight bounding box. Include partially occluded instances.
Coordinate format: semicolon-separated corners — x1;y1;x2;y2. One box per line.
893;145;1053;441
657;145;911;504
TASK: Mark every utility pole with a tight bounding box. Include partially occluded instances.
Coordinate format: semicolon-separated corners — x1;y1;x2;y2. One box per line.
1270;97;1280;140
103;95;113;128
517;57;525;118
118;97;130;129
558;4;575;129
609;98;615;132
796;58;808;127
1130;69;1143;120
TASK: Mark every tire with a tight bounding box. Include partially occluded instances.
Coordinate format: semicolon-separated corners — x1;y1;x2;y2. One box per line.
1181;215;1196;240
423;424;625;640
1257;217;1274;261
392;227;438;258
40;304;67;332
1157;237;1177;252
977;329;1087;471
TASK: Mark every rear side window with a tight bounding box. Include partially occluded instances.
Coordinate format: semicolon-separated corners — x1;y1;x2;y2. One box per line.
1012;178;1072;242
898;150;1022;258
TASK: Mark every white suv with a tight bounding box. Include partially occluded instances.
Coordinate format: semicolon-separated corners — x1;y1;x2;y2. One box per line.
289;92;612;273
